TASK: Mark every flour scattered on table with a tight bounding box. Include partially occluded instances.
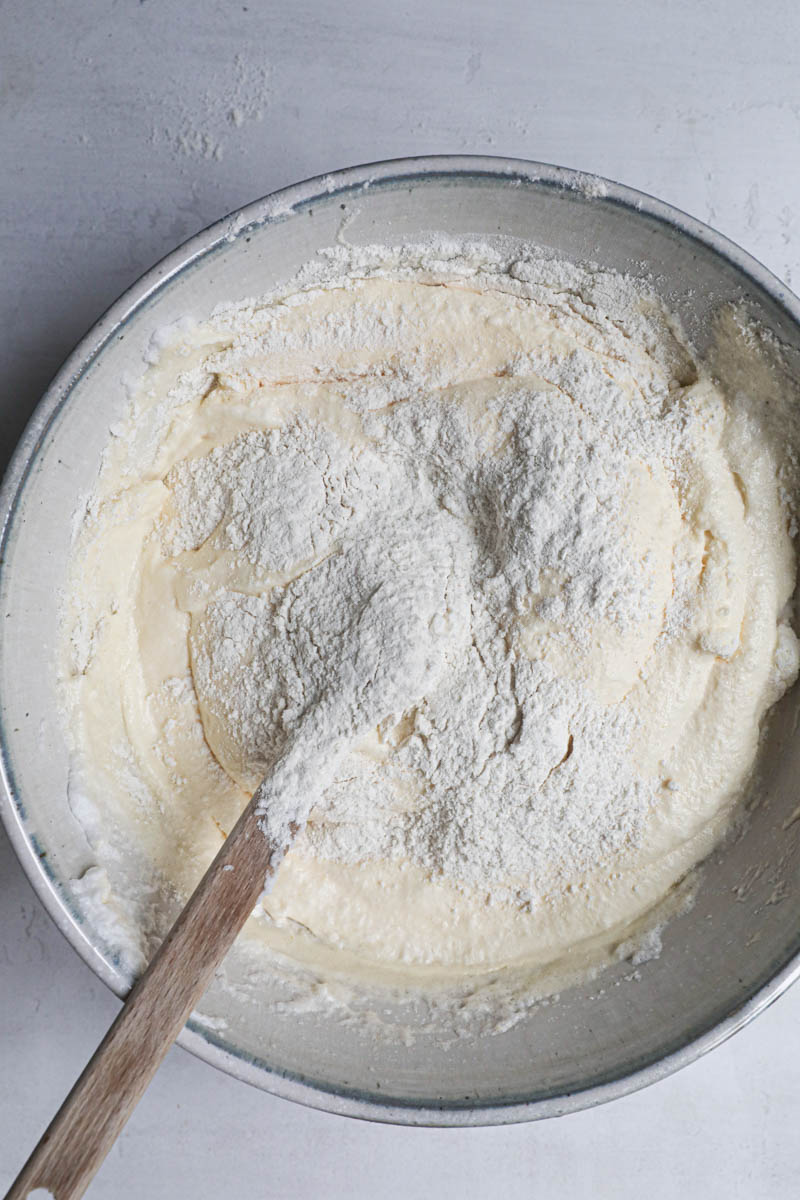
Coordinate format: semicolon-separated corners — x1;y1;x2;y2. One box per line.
151;50;270;163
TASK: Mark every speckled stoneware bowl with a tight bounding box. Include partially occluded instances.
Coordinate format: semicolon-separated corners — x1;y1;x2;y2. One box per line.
2;156;800;1125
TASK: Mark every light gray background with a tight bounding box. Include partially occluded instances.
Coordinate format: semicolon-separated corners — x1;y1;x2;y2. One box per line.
2;1;800;1195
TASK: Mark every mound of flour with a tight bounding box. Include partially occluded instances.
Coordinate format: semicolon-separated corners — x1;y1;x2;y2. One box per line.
160;269;690;898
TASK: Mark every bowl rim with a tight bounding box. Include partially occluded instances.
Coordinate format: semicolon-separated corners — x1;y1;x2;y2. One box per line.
3;153;800;1126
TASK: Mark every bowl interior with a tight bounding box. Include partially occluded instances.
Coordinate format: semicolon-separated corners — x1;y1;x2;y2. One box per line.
3;160;800;1123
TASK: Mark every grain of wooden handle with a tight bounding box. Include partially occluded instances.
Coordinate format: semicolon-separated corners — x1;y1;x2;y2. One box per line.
5;795;273;1200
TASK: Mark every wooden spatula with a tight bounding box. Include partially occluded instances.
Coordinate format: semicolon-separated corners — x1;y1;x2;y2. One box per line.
4;771;290;1200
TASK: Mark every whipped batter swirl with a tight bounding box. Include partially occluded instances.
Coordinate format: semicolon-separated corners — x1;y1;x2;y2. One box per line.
65;242;799;986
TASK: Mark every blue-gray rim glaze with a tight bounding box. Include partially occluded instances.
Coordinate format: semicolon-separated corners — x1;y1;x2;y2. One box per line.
2;155;800;1126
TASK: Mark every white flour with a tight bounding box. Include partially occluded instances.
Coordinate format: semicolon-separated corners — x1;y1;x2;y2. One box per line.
160;257;702;898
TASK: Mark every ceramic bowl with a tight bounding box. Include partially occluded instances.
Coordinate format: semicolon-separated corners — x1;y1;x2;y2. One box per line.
2;157;800;1124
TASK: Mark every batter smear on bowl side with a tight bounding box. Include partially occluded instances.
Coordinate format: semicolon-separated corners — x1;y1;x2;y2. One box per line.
63;241;800;1012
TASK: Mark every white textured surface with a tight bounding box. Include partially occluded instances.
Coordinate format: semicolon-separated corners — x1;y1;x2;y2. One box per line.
2;1;800;1195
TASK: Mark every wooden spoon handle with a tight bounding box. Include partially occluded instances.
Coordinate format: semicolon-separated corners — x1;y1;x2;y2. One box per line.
5;796;272;1200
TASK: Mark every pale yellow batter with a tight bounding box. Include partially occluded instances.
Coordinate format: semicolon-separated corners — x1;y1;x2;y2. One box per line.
63;245;799;994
